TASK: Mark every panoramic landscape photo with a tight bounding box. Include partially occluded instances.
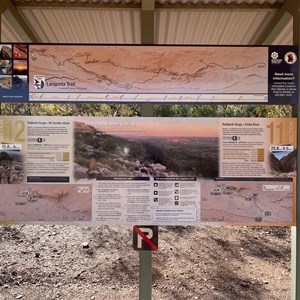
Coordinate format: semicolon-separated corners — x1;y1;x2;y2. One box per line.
73;118;219;181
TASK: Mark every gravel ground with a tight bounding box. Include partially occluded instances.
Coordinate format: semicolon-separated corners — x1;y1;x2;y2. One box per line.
0;225;291;300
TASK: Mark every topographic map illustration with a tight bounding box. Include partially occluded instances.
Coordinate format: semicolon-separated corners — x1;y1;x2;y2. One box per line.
29;45;268;101
201;181;294;224
0;184;92;222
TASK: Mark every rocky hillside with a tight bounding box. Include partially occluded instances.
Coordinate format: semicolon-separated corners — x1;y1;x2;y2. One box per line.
73;122;179;181
270;149;297;176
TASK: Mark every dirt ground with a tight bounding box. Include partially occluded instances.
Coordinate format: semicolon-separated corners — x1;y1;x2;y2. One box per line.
0;225;291;300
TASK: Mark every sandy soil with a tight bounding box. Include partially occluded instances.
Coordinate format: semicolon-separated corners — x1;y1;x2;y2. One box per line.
0;225;291;300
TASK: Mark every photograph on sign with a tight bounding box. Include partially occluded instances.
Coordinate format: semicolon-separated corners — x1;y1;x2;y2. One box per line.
0;44;28;101
0;116;296;225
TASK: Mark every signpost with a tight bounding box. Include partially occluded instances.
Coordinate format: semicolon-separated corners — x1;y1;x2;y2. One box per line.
133;226;158;300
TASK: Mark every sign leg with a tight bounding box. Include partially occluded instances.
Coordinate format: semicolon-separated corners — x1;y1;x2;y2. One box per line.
139;250;153;300
291;226;297;300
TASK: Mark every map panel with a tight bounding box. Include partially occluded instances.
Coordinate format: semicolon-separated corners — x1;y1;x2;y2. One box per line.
201;180;294;224
0;43;297;103
0;184;92;222
29;45;268;102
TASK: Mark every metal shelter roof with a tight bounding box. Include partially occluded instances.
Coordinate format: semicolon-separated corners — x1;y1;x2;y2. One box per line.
0;0;298;45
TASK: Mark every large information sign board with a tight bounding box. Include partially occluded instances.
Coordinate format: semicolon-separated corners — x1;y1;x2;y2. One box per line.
0;116;296;225
0;44;298;103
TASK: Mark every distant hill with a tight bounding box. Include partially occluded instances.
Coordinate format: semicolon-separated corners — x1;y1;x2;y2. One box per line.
73;122;219;180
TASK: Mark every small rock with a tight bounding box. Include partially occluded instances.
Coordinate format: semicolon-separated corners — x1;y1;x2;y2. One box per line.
240;282;250;288
90;297;95;300
82;242;89;249
15;295;23;299
263;280;269;284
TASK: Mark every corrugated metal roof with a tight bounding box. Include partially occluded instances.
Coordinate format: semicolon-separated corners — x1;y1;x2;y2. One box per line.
2;6;293;45
1;15;24;42
0;0;294;46
19;8;141;43
272;17;293;45
156;9;279;44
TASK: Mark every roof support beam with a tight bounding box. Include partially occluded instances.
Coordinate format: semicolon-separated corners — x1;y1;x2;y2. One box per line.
141;0;154;117
157;3;279;10
292;2;300;45
0;0;38;42
14;1;280;11
15;2;140;9
255;0;299;45
141;0;154;45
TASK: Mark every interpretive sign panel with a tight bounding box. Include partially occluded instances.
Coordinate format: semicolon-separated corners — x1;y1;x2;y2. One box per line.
0;44;297;104
0;116;296;225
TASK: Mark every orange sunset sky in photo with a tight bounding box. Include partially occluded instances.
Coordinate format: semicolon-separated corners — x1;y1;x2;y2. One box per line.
78;117;219;138
13;60;27;72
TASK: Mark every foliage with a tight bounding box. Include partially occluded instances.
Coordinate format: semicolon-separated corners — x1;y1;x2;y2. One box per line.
0;151;12;161
0;102;293;118
0;103;141;117
154;104;293;118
